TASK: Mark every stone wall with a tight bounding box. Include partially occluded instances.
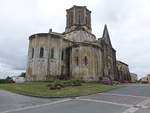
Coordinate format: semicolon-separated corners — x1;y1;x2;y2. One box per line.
102;44;117;80
59;39;73;79
69;43;103;81
64;28;96;42
65;5;91;33
117;61;131;82
26;33;63;81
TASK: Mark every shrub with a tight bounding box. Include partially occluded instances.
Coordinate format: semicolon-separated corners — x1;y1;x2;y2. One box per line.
0;79;7;83
48;84;64;90
63;80;82;87
18;72;26;78
0;76;15;84
48;81;64;90
71;80;82;86
112;81;120;85
48;80;82;90
6;76;15;83
141;81;148;84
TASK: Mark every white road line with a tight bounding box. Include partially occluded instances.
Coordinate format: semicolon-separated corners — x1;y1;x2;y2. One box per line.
137;98;150;108
1;99;72;113
78;98;132;107
122;107;139;113
99;93;148;98
122;97;150;113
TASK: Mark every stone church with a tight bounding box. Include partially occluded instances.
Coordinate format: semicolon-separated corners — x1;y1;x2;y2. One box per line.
26;5;131;82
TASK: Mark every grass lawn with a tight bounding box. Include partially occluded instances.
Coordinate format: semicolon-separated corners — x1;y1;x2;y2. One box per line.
0;82;120;97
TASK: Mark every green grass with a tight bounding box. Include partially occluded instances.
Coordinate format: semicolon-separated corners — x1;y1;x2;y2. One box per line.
0;82;120;97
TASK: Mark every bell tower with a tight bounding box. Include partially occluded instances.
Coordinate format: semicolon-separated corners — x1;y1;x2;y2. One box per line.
65;5;92;33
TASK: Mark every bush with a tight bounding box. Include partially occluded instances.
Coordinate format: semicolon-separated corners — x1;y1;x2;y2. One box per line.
0;79;7;83
112;81;120;85
48;80;82;90
18;72;26;78
48;83;64;90
63;80;82;87
48;80;64;90
141;81;148;84
6;76;15;83
0;76;15;84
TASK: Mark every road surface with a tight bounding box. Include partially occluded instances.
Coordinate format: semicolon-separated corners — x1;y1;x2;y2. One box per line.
0;84;150;113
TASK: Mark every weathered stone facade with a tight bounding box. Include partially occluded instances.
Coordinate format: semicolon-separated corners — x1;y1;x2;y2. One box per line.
116;61;131;82
26;5;130;81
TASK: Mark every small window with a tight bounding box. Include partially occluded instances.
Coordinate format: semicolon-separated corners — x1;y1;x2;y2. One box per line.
40;47;44;58
84;56;88;65
61;50;64;60
48;48;51;58
70;12;73;26
78;11;81;24
75;56;79;66
51;48;54;59
32;48;34;58
86;16;88;24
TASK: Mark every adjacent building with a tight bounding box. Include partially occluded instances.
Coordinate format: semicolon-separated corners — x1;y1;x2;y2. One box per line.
12;76;25;83
141;74;150;83
26;5;131;82
130;73;138;83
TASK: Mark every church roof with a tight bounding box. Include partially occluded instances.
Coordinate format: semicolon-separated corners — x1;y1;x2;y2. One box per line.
29;32;63;40
69;41;102;49
66;5;91;13
102;24;112;47
64;28;96;42
117;60;129;66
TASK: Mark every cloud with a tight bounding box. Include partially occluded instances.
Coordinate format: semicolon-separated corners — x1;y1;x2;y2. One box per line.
0;0;150;78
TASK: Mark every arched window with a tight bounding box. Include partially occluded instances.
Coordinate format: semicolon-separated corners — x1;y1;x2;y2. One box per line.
32;48;34;58
75;56;79;66
86;12;89;25
40;47;44;58
78;11;81;24
61;50;64;60
84;56;88;65
70;12;73;26
51;48;54;59
86;16;88;25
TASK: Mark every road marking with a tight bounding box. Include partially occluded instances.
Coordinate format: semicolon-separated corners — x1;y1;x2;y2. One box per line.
1;99;72;113
137;98;150;108
122;84;150;87
78;98;132;107
122;97;150;113
100;93;148;99
122;107;139;113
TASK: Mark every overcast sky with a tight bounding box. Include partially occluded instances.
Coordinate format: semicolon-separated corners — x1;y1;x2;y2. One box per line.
0;0;150;78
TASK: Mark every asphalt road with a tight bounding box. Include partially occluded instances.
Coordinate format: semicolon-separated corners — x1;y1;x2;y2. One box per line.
0;90;60;112
1;84;150;113
106;84;150;97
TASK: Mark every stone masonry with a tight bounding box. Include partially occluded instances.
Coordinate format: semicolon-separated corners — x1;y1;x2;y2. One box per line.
26;5;131;82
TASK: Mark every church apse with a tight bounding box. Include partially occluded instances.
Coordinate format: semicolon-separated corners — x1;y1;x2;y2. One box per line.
26;5;131;82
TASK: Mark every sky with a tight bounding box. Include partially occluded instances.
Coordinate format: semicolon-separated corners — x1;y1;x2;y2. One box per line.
0;0;150;78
